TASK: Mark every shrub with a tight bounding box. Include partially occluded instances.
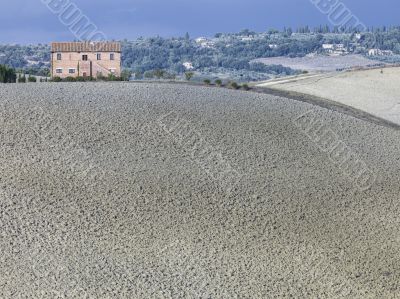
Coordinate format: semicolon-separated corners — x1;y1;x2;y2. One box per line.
134;71;143;80
241;84;250;91
229;82;239;89
64;76;76;82
144;71;154;79
215;79;222;86
185;72;194;81
76;76;86;81
51;76;62;82
154;69;165;79
18;74;27;83
203;79;211;85
108;74;116;81
97;74;107;81
121;69;132;81
163;72;176;80
28;75;37;82
108;74;123;81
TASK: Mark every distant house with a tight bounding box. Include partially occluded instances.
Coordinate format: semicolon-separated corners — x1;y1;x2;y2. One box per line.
368;49;393;56
51;42;121;79
322;43;349;56
182;62;194;70
241;36;255;42
195;37;215;49
322;44;334;50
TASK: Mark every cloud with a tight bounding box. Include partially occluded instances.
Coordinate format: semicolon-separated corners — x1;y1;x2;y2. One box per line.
0;0;398;43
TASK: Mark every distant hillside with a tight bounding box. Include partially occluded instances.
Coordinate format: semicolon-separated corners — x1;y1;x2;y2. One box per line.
2;26;400;80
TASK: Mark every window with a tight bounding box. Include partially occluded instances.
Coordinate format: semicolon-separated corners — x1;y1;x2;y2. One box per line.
56;68;63;74
82;55;88;61
57;53;62;60
110;53;115;60
69;68;76;74
97;53;101;60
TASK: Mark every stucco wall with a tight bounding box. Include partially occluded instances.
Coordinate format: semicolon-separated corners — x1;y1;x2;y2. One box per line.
51;52;121;78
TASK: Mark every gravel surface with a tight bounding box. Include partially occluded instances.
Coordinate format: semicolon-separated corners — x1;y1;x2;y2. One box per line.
0;82;399;298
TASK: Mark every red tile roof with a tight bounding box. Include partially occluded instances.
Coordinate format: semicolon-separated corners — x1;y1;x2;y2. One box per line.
51;42;121;52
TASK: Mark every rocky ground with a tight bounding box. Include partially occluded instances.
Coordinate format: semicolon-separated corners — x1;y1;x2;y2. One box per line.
0;82;399;298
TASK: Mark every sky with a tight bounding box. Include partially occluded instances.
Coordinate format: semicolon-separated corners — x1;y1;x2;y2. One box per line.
0;0;398;44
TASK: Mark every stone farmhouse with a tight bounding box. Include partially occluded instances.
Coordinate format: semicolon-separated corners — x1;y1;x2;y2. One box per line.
51;42;121;79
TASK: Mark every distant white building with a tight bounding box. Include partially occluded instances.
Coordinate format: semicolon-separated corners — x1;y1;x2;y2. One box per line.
195;37;215;48
368;49;393;56
195;37;208;43
322;44;334;50
182;62;194;70
322;43;349;56
241;36;255;42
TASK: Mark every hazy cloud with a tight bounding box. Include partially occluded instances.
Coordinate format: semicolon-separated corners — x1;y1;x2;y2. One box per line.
0;0;398;43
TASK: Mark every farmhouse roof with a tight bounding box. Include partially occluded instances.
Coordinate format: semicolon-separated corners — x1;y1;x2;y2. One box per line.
51;42;121;52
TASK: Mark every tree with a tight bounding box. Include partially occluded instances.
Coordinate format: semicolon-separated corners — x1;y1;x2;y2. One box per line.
0;64;16;83
134;71;143;80
121;69;132;81
185;72;194;81
215;79;222;86
144;71;154;79
154;69;165;79
18;73;26;83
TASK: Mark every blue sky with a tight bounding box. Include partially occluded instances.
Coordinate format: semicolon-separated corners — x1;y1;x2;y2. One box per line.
0;0;398;43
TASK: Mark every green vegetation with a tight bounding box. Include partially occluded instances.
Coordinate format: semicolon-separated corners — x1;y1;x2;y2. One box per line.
28;75;37;82
229;82;240;90
153;69;165;79
0;64;16;83
241;84;250;91
134;71;143;80
203;79;211;85
3;27;400;81
49;75;126;82
215;79;222;86
64;76;76;82
18;74;26;83
185;72;194;81
121;69;132;81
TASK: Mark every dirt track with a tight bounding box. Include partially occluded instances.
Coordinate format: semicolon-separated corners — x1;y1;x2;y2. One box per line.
0;83;399;298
